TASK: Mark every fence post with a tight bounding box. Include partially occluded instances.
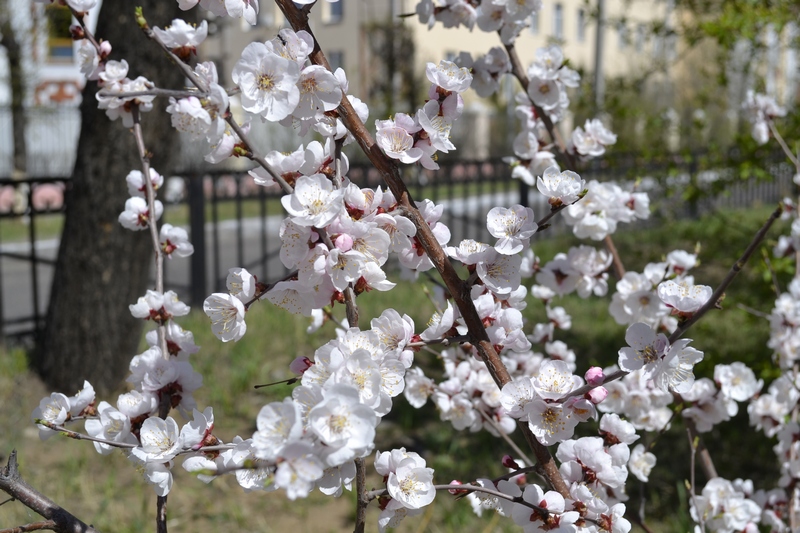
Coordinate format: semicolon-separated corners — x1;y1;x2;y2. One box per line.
188;175;207;308
518;177;530;208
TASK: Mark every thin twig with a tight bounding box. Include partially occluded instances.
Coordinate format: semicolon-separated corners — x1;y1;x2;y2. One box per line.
407;335;471;348
686;430;706;533
67;7;101;52
332;136;360;328
685;419;717;480
223;115;292;194
35;421;137;449
604;234;626;279
625;512;656;533
761;249;782;297
97;88;206;99
735;303;769;319
36;421;234;454
249;270;299;307
476;408;534;468
138;10;290;195
534;203;570;232
136;10;208;93
367;483;548;515
669;204;783;343
131;105;168;360
0;521;57;533
768;119;800;169
503;42;577;170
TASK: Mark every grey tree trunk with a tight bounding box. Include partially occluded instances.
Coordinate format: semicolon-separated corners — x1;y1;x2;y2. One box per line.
0;0;28;175
32;1;194;393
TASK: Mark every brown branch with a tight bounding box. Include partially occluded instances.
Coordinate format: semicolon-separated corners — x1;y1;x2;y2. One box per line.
668;204;783;343
685;419;717;480
0;521;57;533
273;0;569;499
768;119;800;170
131;105;168;359
604;235;626;279
353;457;368;533
503;42;577;171
0;451;102;533
476;408;534;468
137;10;290;195
156;496;167;533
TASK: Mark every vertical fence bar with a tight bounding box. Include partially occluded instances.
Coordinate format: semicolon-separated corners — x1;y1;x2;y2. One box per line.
236;175;244;268
259;183;268;281
188;175;207;308
517;170;529;208
27;184;41;336
211;176;221;290
0;210;5;342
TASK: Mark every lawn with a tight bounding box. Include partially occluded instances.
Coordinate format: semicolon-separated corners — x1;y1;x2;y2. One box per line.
0;203;790;532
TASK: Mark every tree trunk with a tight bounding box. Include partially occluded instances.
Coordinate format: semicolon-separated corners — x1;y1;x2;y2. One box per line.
0;0;27;175
32;1;194;393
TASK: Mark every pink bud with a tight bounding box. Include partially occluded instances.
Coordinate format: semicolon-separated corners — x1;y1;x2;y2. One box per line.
334;233;353;252
502;455;521;469
447;480;467;495
586;386;608;404
99;40;112;57
289;356;313;375
584;366;605;386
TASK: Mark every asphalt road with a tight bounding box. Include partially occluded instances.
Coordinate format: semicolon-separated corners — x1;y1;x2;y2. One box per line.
1;190;553;336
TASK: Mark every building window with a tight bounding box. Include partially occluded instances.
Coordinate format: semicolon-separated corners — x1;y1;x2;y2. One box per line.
46;5;73;62
529;11;539;34
323;0;344;24
553;3;563;39
635;23;646;52
617;21;628;49
577;8;586;42
328;50;345;72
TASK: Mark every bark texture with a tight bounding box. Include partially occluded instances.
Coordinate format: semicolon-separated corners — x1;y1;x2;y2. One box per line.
0;0;27;174
33;1;193;393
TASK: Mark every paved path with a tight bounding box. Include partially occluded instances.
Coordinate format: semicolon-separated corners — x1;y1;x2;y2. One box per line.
0;190;551;336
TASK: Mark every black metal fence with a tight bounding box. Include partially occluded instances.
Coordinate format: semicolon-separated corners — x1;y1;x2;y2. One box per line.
0;150;796;339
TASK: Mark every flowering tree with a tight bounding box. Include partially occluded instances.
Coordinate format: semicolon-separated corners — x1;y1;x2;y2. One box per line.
2;1;799;533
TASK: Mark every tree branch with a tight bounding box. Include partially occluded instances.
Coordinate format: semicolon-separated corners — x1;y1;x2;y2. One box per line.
668;203;782;343
273;0;570;498
0;521;57;533
0;451;102;533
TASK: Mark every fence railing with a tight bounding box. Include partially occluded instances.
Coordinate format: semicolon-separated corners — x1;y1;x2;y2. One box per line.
0;150;795;339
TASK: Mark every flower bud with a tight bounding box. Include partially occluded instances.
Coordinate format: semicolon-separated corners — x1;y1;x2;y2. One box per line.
289;356;313;375
447;480;468;495
70;24;85;40
334;233;353;252
502;455;521;469
586;386;608;404
584;366;605;386
99;40;112;58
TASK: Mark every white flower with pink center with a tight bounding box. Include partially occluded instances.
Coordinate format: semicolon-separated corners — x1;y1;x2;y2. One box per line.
232;42;300;121
281;174;344;228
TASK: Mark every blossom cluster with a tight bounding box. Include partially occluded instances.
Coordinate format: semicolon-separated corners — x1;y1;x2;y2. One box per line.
606;250;707;329
25;1;800;533
416;0;542;44
742;90;786;145
375;60;472;169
